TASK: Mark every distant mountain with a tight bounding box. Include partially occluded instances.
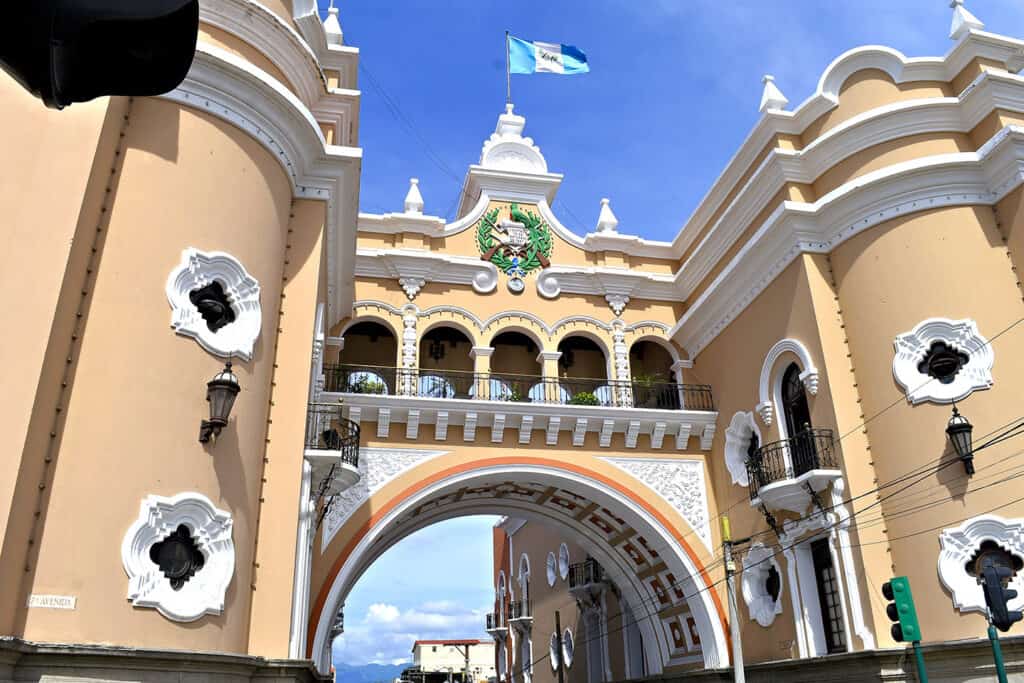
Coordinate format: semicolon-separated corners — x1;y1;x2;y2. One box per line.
333;661;408;683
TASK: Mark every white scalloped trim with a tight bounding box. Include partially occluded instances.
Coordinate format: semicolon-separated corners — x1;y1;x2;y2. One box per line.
893;317;993;404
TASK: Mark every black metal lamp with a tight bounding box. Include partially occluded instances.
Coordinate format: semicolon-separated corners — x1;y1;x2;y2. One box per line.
947;404;974;475
199;361;240;443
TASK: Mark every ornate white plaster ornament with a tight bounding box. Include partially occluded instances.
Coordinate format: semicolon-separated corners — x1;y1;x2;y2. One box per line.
759;75;789;113
601;457;712;550
892;318;993;405
605;294;629;316
611;323;633;407
322;1;343;46
400;305;418;394
121;492;234;622
558;543;570;580
949;0;984;40
166;248;261;361
724;412;761;487
741;543;784;627
938;514;1024;615
536;271;561;299
399;277;426;301
320;448;449;551
479;104;548;173
595;198;619;233
546;552;558;587
404;177;424;214
757;338;819;426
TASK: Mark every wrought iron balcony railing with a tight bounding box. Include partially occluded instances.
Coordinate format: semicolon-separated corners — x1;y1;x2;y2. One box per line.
305;403;360;466
508;599;532;621
746;428;838;501
486;612;507;631
323;364;714;411
568;559;606;590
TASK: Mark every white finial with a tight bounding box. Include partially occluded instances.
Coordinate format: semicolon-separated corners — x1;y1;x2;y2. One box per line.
949;0;983;41
505;103;515;115
324;1;343;46
404;178;424;214
596;198;619;233
759;74;789;113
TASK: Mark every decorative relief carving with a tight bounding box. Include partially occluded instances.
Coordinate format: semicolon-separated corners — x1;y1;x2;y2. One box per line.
399;277;426;301
724;412;760;487
741;543;784;627
612;323;632;408
401;306;419;395
938;514;1024;615
601;457;711;550
320;448;448;552
893;318;994;405
605;294;629;316
121;492;234;622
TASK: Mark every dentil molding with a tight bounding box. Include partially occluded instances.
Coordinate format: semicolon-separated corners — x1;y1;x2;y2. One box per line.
600;457;711;551
121;492;234;622
893;317;994;404
938;514;1024;615
166;247;262;360
741;542;784;627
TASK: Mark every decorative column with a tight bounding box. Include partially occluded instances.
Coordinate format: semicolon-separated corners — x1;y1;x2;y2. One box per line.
612;323;633;407
400;305;418;395
288;460;316;658
671;359;692;409
537;350;562;378
471;346;494;399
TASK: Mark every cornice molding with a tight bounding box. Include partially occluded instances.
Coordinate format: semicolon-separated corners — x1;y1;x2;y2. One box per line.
355;248;499;295
674;124;1024;357
163;43;362;328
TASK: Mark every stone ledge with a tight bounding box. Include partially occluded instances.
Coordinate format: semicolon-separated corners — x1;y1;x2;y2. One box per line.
646;635;1024;682
0;637;330;683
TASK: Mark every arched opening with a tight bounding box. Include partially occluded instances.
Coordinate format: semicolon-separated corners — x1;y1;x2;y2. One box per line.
490;331;542;402
309;459;728;676
557;335;611;406
780;362;820;478
628;340;677;410
332;320;398;394
419;325;475;398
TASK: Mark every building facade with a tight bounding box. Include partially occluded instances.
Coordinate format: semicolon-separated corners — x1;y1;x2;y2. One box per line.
404;639;495;683
3;1;1024;681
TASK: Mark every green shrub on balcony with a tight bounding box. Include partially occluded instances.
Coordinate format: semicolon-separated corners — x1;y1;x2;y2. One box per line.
568;391;600;406
347;376;386;394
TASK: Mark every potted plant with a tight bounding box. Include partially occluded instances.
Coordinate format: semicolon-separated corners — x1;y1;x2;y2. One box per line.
508;386;529;402
569;391;600;406
631;372;664;408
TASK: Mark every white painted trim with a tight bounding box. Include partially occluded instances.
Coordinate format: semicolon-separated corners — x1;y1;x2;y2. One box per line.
938;514;1024;615
724;412;760;487
741;543;784;627
546;552;557;587
830;479;875;650
756;339;818;428
892;317;994;404
166;247;261;360
288;461;316;657
121;492;234;623
356;248;499;294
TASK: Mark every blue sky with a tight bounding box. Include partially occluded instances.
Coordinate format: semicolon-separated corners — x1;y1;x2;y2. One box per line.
321;0;1024;667
318;0;1024;239
333;516;500;666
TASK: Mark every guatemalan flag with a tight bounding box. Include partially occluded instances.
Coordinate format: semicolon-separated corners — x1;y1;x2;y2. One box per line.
509;36;589;75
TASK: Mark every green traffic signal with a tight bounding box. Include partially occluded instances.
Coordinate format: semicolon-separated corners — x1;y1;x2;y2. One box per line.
882;576;922;643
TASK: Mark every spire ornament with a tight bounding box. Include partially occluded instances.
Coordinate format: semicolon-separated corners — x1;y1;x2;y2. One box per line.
759;75;789;113
949;0;983;41
595;198;619;233
404;178;424;214
323;1;343;46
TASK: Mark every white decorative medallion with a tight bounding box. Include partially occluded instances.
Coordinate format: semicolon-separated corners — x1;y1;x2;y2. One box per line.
724;412;760;487
321;448;449;551
121;492;234;622
741;543;783;627
938;514;1024;615
601;457;711;550
166;248;261;360
546;552;557;587
893;318;993;405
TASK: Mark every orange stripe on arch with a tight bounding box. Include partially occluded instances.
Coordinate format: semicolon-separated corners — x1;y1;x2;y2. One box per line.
307;455;727;658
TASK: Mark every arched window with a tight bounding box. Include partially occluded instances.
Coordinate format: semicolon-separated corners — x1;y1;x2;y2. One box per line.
335;320;398;394
781;362;816;476
419;325;475;397
498;572;507;624
518;554;531;605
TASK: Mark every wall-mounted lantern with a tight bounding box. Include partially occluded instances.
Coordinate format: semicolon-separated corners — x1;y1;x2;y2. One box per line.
199;362;240;443
946;404;974;475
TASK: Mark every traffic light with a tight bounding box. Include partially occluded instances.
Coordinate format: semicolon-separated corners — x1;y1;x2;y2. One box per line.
0;0;198;109
981;565;1023;633
882;576;922;642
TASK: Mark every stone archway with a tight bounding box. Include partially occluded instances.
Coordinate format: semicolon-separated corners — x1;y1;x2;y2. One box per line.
307;456;728;675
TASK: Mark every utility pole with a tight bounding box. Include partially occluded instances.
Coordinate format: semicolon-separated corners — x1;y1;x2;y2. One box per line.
722;516;748;683
554;610;566;683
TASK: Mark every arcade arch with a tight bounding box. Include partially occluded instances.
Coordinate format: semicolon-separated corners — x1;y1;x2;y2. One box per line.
307;458;728;675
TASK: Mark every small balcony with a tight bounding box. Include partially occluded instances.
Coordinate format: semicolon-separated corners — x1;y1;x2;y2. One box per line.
746;428;842;513
305;402;361;496
568;558;606;591
323;364;713;411
486;611;507;636
508;599;532;628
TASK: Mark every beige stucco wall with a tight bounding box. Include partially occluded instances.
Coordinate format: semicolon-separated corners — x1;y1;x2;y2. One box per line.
198;24;297;96
830;204;1024;644
14;97;296;654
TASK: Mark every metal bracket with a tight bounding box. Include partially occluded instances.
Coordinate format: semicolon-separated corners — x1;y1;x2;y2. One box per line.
805;482;826;515
760;505;782;540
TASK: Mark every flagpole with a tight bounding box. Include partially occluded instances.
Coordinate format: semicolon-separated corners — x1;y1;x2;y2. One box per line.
505;30;512;105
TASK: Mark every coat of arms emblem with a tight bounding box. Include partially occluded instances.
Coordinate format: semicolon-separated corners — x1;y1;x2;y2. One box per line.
476;203;553;292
